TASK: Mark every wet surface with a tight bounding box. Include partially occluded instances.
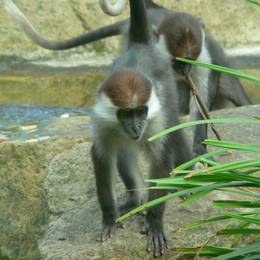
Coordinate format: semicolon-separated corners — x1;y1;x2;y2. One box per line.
0;105;90;140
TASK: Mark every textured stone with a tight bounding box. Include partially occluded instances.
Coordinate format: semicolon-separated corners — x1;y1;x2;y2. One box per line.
0;105;259;259
0;0;259;63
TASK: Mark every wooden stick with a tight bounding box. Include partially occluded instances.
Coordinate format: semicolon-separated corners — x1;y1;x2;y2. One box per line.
186;74;222;141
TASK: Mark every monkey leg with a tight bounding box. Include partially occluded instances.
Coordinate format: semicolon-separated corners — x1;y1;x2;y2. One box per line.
145;150;172;257
91;143;121;242
117;146;144;214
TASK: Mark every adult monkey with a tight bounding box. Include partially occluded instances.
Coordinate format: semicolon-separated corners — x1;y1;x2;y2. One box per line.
155;12;252;157
99;0;252;158
5;0;251;157
91;0;192;256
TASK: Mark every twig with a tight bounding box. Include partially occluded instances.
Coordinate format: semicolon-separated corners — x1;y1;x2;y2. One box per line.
186;74;222;141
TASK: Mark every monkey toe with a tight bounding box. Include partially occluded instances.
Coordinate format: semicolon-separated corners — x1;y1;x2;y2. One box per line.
146;230;168;257
97;223;123;242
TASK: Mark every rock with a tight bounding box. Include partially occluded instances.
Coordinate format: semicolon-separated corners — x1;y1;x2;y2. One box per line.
1;0;259;65
0;105;259;259
0;137;87;260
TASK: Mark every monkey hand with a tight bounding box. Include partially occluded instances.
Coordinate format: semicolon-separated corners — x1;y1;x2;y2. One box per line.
146;224;168;257
96;222;125;242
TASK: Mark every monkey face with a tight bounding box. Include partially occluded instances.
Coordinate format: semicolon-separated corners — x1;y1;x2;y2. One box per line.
116;106;148;140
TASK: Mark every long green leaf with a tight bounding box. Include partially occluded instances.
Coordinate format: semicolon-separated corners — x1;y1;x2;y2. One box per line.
224;214;260;225
218;188;260;199
214;200;260;209
117;181;253;222
173;148;226;172
176;57;260;83
212;242;260;260
217;228;260;235
148;117;260;141
203;140;260;154
172;246;235;257
246;255;260;260
180;190;212;205
186;211;260;230
246;0;260;7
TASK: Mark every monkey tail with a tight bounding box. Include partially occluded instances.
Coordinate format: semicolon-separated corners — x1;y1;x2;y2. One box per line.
129;0;150;45
4;0;125;51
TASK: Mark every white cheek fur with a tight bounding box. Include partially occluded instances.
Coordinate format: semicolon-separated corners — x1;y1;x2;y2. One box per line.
93;94;117;122
147;89;161;119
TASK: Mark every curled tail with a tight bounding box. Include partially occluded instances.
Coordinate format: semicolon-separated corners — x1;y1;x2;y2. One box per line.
4;0;125;50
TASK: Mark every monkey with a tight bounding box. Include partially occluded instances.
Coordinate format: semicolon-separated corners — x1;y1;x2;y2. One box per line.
91;0;192;256
5;0;252;158
155;12;252;157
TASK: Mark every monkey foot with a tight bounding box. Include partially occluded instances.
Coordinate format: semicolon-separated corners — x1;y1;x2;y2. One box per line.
146;229;168;257
96;222;125;242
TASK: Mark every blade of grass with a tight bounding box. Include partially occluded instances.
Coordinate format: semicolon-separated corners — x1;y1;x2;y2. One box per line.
117;181;253;222
212;242;260;260
176;57;260;83
224;214;260;225
186;211;260;230
214;200;260;209
246;0;260;7
172;246;235;257
148;117;260;142
217;228;260;235
203;140;260;154
217;188;260;199
173;148;226;173
180;190;212;205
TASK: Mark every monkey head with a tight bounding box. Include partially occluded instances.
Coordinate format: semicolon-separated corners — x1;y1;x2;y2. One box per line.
94;69;160;140
157;12;204;76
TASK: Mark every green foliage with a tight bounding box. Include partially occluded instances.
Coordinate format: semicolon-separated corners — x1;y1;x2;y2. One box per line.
175;58;260;83
246;0;260;7
117;119;260;258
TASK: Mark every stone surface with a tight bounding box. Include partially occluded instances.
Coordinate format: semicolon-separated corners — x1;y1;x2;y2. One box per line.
0;105;259;259
0;0;259;64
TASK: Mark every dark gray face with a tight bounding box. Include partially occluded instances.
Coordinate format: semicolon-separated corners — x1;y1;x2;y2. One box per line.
116;106;148;140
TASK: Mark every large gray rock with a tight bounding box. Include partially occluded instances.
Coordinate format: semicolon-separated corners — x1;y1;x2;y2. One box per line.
0;0;259;64
0;105;259;259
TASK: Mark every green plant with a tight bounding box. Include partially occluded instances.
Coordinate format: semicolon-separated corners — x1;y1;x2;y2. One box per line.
118;118;260;259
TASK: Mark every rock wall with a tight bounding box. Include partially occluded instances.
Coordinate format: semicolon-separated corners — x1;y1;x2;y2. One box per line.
0;0;259;62
0;105;260;259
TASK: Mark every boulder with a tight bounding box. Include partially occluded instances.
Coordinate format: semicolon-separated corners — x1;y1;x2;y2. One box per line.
0;105;259;259
0;0;259;64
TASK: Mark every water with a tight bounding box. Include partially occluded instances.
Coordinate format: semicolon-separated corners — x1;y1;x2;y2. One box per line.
0;104;89;140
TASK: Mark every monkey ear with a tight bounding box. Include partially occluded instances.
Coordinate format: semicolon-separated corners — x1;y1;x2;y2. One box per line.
198;18;205;29
151;25;159;42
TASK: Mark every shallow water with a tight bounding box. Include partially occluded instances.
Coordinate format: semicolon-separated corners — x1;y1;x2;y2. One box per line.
0;104;89;140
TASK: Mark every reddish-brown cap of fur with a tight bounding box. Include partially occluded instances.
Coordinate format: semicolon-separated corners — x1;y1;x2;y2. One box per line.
158;12;203;59
99;69;152;109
